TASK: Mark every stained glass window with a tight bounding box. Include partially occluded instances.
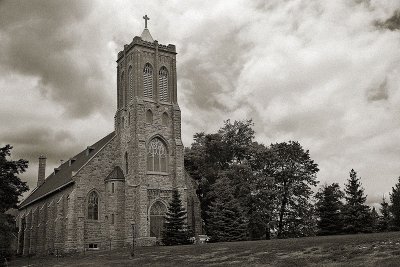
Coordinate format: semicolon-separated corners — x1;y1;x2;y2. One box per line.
87;191;99;220
147;138;167;172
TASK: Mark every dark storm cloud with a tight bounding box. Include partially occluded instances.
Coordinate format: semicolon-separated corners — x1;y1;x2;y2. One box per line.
376;10;400;31
367;79;389;102
0;0;111;118
0;125;80;162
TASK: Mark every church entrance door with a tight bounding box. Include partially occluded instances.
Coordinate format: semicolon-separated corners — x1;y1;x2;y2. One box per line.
150;201;167;238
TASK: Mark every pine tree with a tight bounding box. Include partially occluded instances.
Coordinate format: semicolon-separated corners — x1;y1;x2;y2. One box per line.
342;169;373;234
162;189;191;246
370;207;379;232
206;175;247;242
390;177;400;230
315;183;344;235
378;196;391;232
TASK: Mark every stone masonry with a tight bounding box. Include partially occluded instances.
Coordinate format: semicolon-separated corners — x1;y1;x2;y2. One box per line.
16;25;202;255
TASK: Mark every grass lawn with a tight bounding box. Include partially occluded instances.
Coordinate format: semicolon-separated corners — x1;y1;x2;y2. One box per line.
8;232;400;266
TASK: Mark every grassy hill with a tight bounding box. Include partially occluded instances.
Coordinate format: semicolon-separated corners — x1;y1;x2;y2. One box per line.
8;232;400;266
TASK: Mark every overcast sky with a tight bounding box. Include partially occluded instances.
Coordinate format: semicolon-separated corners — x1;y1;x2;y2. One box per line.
1;0;399;206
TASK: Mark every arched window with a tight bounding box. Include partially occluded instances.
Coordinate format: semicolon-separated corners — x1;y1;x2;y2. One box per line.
147;138;167;172
146;109;153;123
128;65;133;101
143;63;153;99
150;201;167;238
87;191;99;220
118;71;124;108
159;67;168;102
125;152;129;174
162;112;168;126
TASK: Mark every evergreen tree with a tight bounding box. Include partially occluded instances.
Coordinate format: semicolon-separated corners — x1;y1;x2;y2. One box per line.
315;183;344;235
206;175;247;242
342;169;372;234
162;189;191;246
390;177;400;230
378;196;391;232
370;207;379;232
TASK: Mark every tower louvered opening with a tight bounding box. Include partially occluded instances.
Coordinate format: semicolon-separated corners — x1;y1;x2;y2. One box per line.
143;63;153;99
159;67;168;102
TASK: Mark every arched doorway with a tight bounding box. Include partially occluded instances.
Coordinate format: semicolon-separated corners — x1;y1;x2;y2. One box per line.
150;201;167;238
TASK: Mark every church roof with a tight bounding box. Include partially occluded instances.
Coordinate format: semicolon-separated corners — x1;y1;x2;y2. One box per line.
19;132;115;209
140;28;154;42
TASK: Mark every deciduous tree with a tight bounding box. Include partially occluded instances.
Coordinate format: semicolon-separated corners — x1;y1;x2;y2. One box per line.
0;145;29;260
263;141;319;238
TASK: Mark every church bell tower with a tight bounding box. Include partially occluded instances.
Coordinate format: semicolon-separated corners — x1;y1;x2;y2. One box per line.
115;15;186;244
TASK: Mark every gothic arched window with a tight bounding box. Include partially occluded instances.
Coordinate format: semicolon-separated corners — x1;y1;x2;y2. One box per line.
121;72;125;106
161;112;168;126
146;109;153;124
118;71;124;108
143;63;153;99
147;138;167;172
87;191;99;220
159;67;168;102
125;152;129;174
128;65;133;101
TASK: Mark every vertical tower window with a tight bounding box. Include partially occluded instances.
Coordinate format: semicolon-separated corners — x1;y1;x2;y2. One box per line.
159;67;168;102
87;191;99;220
118;71;124;108
147;138;167;172
143;63;153;99
111;183;115;194
146;109;153;124
125;152;129;174
121;72;125;107
111;213;115;225
162;112;168;126
128;65;133;101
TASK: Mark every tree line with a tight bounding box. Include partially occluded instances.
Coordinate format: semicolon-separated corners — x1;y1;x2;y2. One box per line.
2;120;400;251
184;119;400;241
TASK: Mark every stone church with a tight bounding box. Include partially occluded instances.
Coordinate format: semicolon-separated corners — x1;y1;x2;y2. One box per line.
16;18;202;255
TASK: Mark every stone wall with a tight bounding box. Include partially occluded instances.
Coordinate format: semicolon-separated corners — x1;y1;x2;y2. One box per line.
72;135;121;252
17;185;74;256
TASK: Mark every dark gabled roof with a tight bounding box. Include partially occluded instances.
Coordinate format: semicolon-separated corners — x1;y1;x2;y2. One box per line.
19;132;115;209
105;166;125;181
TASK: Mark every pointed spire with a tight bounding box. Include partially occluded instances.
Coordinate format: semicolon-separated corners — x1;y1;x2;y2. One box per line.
141;28;154;42
141;14;154;42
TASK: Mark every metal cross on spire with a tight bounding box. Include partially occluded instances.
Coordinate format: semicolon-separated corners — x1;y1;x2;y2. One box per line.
143;14;150;29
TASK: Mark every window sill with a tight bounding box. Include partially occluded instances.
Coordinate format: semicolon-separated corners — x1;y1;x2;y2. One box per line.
86;219;100;222
147;171;169;176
